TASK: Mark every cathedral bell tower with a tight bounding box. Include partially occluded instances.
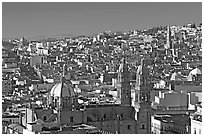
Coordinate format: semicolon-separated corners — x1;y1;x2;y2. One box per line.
118;56;131;106
135;58;151;134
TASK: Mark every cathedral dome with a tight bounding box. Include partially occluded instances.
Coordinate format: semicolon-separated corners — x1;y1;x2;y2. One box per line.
50;81;76;98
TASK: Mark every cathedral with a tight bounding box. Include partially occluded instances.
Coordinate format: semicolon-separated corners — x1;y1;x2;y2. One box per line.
22;62;138;134
21;57;152;134
118;56;152;134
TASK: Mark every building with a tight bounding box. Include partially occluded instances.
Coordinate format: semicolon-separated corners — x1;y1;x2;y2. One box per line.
165;26;172;49
135;58;152;134
31;83;55;92
2;79;13;95
187;67;202;82
117;57;131;106
30;55;47;66
151;114;191;134
2;114;20;124
151;115;174;134
152;89;199;111
5;123;25;134
20;65;137;134
190;104;202;134
163;92;188;110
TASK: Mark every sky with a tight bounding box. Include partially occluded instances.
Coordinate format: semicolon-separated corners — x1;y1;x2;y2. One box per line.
2;2;202;39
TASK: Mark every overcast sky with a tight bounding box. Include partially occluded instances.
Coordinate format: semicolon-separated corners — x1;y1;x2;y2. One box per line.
2;2;202;39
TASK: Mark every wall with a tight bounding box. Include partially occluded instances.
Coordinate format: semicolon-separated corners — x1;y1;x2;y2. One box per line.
4;62;17;68
175;85;202;92
164;92;188;109
112;78;117;87
89;120;136;134
33;83;55;92
32;104;137;133
189;93;198;105
34;108;53;122
119;120;136;134
2;79;12;95
2;117;20;124
137;107;151;134
27;123;42;132
151;116;161;134
171;115;190;134
194;92;202;102
26;108;35;123
30;56;46;66
155;96;160;104
60;110;83;125
191;119;202;134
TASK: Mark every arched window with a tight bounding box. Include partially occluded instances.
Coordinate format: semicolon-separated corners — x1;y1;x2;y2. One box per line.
121;113;123;118
70;117;74;122
54;98;57;107
199;129;201;134
43;115;47;121
127;125;131;130
103;114;107;119
141;123;146;129
194;128;196;134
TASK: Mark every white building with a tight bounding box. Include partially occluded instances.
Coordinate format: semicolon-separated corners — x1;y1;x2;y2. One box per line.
190;104;202;134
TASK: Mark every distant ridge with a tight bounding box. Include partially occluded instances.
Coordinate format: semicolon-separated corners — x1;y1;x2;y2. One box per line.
2;33;76;41
2;23;201;41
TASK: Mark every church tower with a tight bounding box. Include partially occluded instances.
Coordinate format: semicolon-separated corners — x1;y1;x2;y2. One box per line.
118;56;131;106
166;26;172;49
165;26;174;56
19;36;28;49
135;58;151;134
17;36;26;55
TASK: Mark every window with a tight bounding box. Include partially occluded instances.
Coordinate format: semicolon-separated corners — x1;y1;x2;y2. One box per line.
70;117;74;122
41;57;44;63
54;99;57;107
194;128;196;134
141;123;146;129
87;117;92;122
43;116;47;121
127;125;131;130
103;114;107;119
161;126;164;131
135;94;139;102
